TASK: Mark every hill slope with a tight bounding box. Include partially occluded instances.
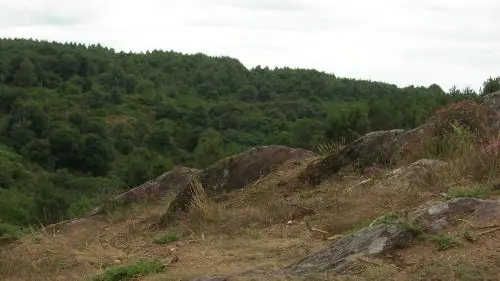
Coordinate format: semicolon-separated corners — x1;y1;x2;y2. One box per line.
2;93;500;281
0;38;479;234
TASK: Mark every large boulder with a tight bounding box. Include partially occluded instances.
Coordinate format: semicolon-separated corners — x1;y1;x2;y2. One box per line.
200;145;314;194
161;146;314;223
300;129;412;185
89;167;200;217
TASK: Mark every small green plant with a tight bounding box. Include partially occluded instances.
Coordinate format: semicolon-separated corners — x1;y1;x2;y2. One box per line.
368;212;401;227
428;234;460;251
446;185;491;199
88;259;165;281
397;222;424;237
153;232;179;244
379;212;400;224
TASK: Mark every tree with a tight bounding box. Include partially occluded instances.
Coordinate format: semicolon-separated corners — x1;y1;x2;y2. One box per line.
81;134;114;176
193;129;225;168
291;118;324;149
14;57;37;86
481;77;500;95
238;85;258;101
58;53;80;80
48;127;83;171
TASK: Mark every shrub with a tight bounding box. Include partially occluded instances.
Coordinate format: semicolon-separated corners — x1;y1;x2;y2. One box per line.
413;100;491;160
426;100;489;139
402;100;490;162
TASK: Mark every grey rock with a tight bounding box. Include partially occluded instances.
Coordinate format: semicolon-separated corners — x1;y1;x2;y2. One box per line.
300;129;410;185
281;224;410;275
385;159;448;181
408;197;500;232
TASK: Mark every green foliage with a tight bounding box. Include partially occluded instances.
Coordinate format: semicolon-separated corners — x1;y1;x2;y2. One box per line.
152;232;180;244
378;212;400;224
481;76;500;95
428;234;460;251
88;259;165;281
0;220;20;238
0;38;481;232
14;57;37;86
446;185;491;199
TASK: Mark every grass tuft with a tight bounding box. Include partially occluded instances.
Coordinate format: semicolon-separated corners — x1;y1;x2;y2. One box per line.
88;259;165;281
446;185;491;199
428;234;460;251
314;138;346;156
153;232;179;244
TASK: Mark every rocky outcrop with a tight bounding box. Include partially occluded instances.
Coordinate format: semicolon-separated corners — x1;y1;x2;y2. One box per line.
89;167;200;217
300;129;413;185
190;198;500;280
283;198;500;276
385;159;448;181
408;197;500;234
161;146;314;223
200;146;314;194
282;223;410;275
299;92;500;186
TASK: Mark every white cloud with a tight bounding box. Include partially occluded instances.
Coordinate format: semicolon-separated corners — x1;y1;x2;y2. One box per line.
1;0;499;91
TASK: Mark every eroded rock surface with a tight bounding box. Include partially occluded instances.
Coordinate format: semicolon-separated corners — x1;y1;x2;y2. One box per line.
200;145;314;194
89;167;200;217
190;198;500;280
162;146;314;222
301;129;410;185
408;197;500;234
281;224;410;275
385;159;448;181
284;198;500;277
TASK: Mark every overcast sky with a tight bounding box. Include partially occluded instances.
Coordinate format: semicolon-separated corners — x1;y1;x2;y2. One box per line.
1;0;499;91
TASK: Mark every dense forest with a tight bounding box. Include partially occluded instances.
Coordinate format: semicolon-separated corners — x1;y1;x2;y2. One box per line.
0;38;490;235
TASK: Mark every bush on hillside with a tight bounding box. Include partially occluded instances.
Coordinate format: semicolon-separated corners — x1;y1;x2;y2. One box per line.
418;100;490;158
426;100;489;139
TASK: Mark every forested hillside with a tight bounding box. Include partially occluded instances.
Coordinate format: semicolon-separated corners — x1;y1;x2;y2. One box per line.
0;38;480;234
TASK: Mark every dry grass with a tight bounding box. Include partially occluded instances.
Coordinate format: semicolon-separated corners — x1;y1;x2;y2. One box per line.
2;140;500;281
